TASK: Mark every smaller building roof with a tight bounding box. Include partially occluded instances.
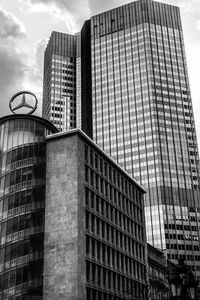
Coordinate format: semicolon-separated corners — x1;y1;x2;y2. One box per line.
46;128;146;193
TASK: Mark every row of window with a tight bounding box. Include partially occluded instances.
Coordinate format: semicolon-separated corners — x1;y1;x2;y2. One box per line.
165;224;198;231
52;64;75;71
92;55;184;70
52;54;74;63
85;188;143;225
166;243;199;251
93;54;184;69
86;235;145;278
0;260;43;292
1;187;45;215
93;39;183;51
168;253;200;262
86;261;146;299
52;70;74;75
165;233;199;241
0;212;44;238
0;144;45;170
86;212;144;260
0;235;43;265
84;146;143;204
85;166;142;213
0;165;45;193
92;33;182;47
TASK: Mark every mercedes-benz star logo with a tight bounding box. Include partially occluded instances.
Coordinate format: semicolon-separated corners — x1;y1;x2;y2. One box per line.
9;91;38;115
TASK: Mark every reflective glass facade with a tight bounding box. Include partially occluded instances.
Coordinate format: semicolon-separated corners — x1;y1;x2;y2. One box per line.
0;115;57;299
90;0;200;278
42;31;77;131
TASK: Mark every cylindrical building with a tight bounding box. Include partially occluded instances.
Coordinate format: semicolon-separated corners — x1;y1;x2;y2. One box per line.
0;115;58;299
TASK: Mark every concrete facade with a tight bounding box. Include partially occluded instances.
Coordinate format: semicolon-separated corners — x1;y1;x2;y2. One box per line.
43;134;86;300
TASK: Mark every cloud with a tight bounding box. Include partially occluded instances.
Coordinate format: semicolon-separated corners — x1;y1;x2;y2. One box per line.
0;6;26;39
24;0;133;24
0;7;27;117
21;0;90;33
22;38;48;115
35;38;47;76
87;0;131;16
29;38;47;83
197;20;200;30
28;0;89;17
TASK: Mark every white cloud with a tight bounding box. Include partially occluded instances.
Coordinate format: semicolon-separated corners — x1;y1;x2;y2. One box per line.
0;6;28;117
0;6;26;38
197;20;200;30
22;38;48;115
26;2;78;33
87;0;132;16
20;0;90;33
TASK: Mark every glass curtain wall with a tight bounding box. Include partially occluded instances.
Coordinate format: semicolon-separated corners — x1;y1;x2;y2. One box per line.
90;0;200;278
0;116;57;299
42;32;77;132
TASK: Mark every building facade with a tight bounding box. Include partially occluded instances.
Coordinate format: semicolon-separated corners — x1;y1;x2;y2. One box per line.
42;31;77;131
0;115;57;299
44;129;147;300
42;0;200;279
147;243;174;300
86;0;200;279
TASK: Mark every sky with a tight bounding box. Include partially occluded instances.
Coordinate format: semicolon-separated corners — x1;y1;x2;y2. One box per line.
0;0;199;143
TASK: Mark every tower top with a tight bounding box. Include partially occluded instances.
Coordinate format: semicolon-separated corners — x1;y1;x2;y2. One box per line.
139;0;152;4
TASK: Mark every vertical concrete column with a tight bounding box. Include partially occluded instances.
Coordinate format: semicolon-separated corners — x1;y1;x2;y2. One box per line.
43;134;86;300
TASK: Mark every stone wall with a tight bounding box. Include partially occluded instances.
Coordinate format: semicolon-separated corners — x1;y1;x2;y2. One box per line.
43;134;86;300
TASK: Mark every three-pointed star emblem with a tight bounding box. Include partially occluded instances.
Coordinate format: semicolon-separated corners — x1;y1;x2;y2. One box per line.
9;91;38;115
12;93;34;111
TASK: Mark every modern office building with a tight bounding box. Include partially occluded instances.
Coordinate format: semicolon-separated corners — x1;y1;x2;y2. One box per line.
42;0;200;279
87;0;200;278
44;129;147;300
42;31;77;131
42;29;93;137
0;114;58;299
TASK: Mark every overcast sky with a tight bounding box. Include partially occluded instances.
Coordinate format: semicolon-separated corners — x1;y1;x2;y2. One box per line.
0;0;200;143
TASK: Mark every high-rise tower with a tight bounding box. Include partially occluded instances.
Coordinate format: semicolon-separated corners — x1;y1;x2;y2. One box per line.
87;0;200;277
42;31;77;131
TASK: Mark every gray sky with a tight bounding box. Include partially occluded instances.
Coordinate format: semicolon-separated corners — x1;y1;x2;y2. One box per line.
0;0;200;144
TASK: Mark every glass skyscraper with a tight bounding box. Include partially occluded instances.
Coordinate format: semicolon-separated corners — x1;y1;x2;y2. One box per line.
42;31;77;131
42;0;200;279
89;0;200;278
